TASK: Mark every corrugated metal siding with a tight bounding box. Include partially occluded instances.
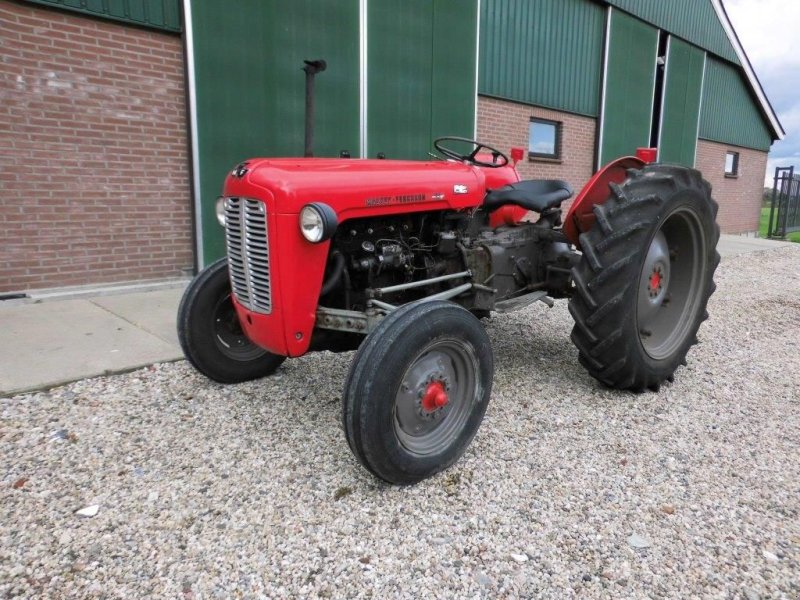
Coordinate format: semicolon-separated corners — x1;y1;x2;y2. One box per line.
368;0;477;159
479;0;605;116
606;0;738;65
658;38;705;166
598;9;658;166
430;0;479;145
23;0;181;31
699;58;772;152
191;0;360;262
368;0;434;159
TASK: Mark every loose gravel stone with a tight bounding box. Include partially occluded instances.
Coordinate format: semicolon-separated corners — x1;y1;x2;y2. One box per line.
74;505;99;518
1;246;799;598
627;534;652;549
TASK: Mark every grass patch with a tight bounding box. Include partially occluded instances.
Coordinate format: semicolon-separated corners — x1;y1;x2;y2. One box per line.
759;206;800;243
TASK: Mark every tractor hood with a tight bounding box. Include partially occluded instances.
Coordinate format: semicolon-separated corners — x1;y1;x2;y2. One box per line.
222;158;492;220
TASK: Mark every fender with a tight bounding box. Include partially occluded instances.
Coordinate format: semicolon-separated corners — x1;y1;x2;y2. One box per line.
563;155;648;248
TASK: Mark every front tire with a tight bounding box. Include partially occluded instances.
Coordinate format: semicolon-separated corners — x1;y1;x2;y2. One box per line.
343;301;494;484
568;165;720;392
177;258;286;383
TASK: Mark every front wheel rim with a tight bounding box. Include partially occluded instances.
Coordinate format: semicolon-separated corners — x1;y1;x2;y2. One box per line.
211;293;267;362
393;338;479;456
637;207;707;360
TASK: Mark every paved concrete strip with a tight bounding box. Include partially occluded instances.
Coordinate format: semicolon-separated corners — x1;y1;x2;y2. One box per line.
0;299;181;396
90;288;185;347
717;234;792;257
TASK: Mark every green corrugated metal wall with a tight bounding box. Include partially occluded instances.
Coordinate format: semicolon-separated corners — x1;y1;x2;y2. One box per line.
478;0;605;117
368;0;477;159
190;0;478;264
430;0;480;147
699;57;773;152
368;0;434;159
190;0;361;263
24;0;181;31
606;0;738;65
658;38;705;166
598;9;658;166
478;0;775;154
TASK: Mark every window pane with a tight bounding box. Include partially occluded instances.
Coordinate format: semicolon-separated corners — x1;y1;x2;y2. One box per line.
529;121;557;155
725;152;737;174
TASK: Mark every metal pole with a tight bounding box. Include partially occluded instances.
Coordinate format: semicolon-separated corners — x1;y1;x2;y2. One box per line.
768;166;780;238
368;299;398;312
779;166;795;237
418;283;475;303
371;271;472;297
303;59;327;158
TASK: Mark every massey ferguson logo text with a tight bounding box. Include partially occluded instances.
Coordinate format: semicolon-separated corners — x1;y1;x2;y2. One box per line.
365;193;426;207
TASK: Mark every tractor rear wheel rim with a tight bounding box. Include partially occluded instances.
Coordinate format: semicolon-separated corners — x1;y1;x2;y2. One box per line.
212;293;267;362
393;338;478;455
637;207;706;360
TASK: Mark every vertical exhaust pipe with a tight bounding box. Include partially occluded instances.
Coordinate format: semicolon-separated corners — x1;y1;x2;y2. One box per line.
303;59;327;157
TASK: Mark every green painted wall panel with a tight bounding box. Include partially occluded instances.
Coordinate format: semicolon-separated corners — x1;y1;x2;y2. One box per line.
479;0;605;116
191;0;360;263
430;0;479;142
599;9;658;166
23;0;181;31
699;58;772;152
607;0;738;65
659;38;705;166
192;0;476;263
368;0;477;159
367;0;433;159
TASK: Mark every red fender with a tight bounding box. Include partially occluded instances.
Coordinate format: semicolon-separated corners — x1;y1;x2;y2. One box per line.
563;156;647;248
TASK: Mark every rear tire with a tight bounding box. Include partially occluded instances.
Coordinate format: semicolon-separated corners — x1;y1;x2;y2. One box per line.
568;165;720;392
177;258;286;383
343;301;494;484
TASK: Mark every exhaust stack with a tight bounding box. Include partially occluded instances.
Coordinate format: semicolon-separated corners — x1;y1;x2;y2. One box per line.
303;59;327;158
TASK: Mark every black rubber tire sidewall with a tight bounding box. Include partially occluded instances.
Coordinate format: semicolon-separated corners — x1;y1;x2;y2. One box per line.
343;301;494;485
177;258;286;384
620;190;715;379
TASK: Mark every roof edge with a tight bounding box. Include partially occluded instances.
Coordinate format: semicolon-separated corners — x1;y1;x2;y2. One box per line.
712;0;785;140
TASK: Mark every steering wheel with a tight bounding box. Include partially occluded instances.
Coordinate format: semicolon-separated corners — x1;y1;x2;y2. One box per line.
433;136;510;168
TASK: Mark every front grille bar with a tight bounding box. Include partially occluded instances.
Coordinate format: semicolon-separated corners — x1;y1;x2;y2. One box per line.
224;198;272;314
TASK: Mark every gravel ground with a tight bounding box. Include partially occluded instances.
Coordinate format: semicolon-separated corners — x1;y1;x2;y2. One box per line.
2;246;799;599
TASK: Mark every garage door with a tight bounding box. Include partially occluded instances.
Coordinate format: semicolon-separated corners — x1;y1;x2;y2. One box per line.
597;9;659;167
657;37;706;166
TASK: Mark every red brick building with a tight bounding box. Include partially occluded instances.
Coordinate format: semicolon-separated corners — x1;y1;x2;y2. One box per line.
1;0;192;293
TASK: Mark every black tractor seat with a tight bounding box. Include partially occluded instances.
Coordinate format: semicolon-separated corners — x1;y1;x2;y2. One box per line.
483;179;574;213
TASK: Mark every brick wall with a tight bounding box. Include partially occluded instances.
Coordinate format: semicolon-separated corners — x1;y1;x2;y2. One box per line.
695;139;768;234
0;0;192;293
477;95;597;204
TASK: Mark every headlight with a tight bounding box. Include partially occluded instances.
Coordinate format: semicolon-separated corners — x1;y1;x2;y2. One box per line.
299;203;337;243
215;197;226;227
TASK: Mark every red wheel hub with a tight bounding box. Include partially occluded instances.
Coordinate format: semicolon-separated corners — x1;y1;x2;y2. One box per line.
649;269;662;291
421;381;448;412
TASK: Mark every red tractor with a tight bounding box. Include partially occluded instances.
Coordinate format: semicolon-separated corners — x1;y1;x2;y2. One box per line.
178;137;719;485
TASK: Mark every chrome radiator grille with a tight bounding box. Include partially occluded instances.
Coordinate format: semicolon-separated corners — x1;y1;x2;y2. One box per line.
224;198;272;314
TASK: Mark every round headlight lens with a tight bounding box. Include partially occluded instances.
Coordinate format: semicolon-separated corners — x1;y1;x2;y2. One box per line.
300;205;325;242
215;197;226;227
